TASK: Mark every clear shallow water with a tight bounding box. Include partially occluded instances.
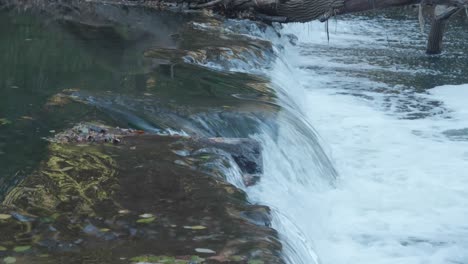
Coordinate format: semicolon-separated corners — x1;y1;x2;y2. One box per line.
249;13;468;264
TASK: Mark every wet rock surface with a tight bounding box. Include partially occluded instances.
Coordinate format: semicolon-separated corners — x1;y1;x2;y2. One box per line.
0;124;283;263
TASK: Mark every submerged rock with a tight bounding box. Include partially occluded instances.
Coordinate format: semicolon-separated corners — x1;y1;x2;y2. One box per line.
0;123;283;263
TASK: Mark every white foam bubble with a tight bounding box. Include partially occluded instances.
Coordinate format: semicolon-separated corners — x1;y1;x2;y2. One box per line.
429;84;468;121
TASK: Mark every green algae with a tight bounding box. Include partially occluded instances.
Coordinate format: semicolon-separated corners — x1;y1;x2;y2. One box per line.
2;257;16;264
130;255;205;264
0;118;11;126
136;217;156;224
0;214;11;220
3;143;118;217
13;245;31;253
189;256;205;262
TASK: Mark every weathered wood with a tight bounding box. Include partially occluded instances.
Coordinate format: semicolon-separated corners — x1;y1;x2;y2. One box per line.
2;0;466;22
2;0;467;54
336;0;466;16
339;0;419;14
426;6;461;54
427;18;448;54
241;0;467;21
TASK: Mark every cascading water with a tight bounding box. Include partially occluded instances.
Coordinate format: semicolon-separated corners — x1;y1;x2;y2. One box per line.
243;15;468;264
176;14;468;263
21;10;465;263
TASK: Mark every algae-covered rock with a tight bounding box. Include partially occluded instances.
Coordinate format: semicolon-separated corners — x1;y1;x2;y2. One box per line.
3;141;118;217
0;124;283;264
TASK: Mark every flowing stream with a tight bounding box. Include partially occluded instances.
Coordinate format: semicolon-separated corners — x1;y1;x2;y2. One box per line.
1;6;467;264
245;13;468;264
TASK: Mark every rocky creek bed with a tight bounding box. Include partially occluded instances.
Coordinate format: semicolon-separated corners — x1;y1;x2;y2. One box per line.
0;3;286;264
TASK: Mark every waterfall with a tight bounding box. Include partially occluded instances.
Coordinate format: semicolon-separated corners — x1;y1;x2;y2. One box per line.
241;18;468;264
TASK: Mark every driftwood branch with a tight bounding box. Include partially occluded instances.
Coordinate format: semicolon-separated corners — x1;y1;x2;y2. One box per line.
2;0;466;53
338;0;466;15
426;6;461;54
191;0;223;9
240;0;468;22
6;0;464;22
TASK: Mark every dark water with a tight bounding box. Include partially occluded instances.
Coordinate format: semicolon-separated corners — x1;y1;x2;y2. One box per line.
0;11;107;194
0;7;274;197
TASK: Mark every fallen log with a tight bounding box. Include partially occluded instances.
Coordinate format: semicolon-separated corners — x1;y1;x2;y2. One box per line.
2;0;467;53
3;0;466;22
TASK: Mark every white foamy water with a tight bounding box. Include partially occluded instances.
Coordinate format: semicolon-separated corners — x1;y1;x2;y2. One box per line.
248;19;468;264
430;85;468;120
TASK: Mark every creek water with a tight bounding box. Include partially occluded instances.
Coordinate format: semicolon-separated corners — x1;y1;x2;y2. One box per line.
1;6;467;264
